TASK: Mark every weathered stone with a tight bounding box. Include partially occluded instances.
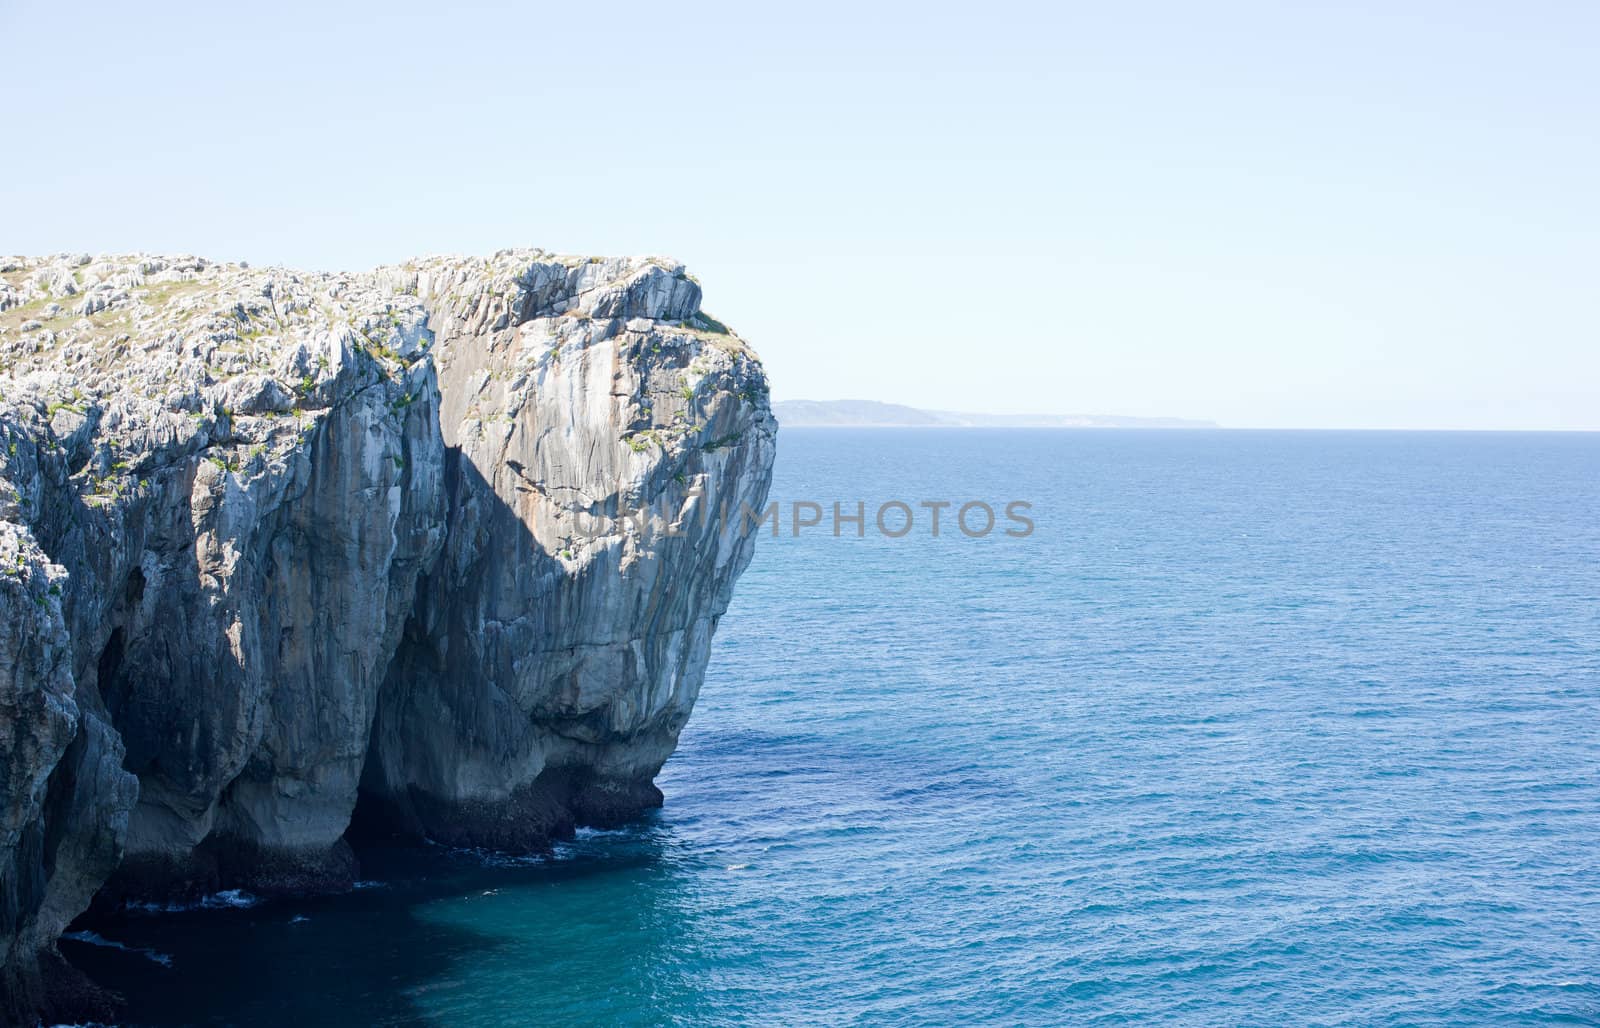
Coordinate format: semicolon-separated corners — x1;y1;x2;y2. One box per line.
360;259;775;847
0;522;136;1026
0;249;774;1023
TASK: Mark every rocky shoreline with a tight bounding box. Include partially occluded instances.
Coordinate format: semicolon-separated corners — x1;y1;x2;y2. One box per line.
0;250;774;1024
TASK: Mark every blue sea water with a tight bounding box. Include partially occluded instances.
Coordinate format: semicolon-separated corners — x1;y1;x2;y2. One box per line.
71;430;1600;1026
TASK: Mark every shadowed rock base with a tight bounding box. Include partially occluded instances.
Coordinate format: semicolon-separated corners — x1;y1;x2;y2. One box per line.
351;769;664;852
95;838;360;911
2;950;125;1028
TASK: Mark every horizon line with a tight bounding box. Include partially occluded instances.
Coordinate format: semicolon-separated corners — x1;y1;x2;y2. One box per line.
774;424;1600;433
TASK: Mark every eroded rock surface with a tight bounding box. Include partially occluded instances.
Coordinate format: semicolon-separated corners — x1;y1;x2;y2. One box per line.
0;251;774;1023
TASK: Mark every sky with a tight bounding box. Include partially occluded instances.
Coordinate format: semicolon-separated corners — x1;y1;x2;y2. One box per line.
4;1;1597;429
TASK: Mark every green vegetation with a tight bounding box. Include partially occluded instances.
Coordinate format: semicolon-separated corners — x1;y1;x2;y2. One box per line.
702;430;744;452
133;279;205;308
688;312;730;335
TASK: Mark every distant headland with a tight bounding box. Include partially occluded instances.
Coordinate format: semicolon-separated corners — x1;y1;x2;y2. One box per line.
773;399;1218;429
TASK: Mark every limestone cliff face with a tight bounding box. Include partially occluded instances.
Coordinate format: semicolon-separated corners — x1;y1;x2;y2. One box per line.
361;259;776;846
0;251;774;1023
0;522;136;1023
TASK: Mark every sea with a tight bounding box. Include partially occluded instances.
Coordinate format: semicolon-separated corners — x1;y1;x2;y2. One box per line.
68;429;1600;1026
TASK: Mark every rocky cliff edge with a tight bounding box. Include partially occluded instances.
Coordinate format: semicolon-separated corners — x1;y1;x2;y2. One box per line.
0;250;775;1023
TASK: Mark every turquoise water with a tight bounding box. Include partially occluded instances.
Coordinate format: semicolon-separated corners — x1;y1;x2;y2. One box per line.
73;430;1600;1025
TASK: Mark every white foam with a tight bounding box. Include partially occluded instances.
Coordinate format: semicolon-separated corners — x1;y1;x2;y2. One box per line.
61;930;174;967
446;844;547;868
573;825;631;841
202;888;260;909
123;888;262;914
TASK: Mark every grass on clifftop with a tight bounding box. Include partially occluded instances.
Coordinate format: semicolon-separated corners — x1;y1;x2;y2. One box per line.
687;312;730;335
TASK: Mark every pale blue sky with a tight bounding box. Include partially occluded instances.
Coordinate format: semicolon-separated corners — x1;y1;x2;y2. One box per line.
5;1;1596;429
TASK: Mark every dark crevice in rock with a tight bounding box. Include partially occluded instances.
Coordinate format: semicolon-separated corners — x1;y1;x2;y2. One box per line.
95;627;126;716
349;765;664;855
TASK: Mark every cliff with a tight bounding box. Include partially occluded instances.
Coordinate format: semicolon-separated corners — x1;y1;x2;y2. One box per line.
0;250;775;1023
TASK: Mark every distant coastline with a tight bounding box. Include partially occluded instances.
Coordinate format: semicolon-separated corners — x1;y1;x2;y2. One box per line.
774;399;1219;429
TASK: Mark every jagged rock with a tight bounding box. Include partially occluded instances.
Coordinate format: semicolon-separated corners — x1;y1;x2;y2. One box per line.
360;257;776;846
0;249;774;1023
0;523;136;1027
